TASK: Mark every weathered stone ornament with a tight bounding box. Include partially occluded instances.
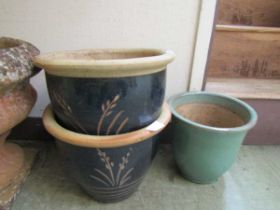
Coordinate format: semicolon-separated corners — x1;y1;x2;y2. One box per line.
0;37;40;209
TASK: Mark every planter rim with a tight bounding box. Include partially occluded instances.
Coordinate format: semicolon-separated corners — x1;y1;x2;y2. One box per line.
0;37;25;50
0;37;38;52
0;37;41;90
33;48;175;78
168;92;257;133
43;102;171;148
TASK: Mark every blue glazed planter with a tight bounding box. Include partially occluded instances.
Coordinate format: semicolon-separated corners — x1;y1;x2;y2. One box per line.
34;49;175;135
56;138;158;202
42;103;171;202
45;70;165;135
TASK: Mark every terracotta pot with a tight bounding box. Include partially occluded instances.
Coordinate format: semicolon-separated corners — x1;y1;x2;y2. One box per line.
0;37;40;193
34;49;175;135
43;103;171;202
168;92;257;184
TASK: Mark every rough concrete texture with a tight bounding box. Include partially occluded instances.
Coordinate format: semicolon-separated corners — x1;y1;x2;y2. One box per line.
12;144;280;210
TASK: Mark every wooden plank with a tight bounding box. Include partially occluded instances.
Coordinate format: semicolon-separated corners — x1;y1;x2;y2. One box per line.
205;78;280;144
207;29;280;79
205;78;280;100
217;0;280;27
189;0;218;91
216;24;280;33
243;99;280;145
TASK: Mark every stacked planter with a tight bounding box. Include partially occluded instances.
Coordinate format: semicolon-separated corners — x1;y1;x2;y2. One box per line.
34;49;175;202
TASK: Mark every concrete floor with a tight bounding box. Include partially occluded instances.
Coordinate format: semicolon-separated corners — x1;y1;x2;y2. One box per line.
12;144;280;210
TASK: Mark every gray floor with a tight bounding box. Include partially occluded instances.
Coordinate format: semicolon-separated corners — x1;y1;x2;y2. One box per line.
12;144;280;210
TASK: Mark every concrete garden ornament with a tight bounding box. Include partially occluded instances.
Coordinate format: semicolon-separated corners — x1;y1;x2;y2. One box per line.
0;37;40;206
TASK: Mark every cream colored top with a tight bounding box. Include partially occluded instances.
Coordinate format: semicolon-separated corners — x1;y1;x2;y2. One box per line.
33;48;175;78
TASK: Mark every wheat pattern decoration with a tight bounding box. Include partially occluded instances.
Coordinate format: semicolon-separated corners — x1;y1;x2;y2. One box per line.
51;92;134;187
97;94;129;135
90;148;134;187
51;91;87;133
90;94;134;187
52;92;129;135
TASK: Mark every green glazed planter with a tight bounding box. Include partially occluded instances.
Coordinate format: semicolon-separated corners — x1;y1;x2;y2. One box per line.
168;92;257;184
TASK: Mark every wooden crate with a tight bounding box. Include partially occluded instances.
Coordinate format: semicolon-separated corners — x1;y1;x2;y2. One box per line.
217;0;280;27
207;25;280;79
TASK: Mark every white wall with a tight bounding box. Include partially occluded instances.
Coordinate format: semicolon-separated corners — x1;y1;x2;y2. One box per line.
1;0;201;117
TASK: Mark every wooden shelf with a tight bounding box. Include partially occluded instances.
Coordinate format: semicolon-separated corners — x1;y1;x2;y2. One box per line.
208;25;280;80
217;0;280;27
205;78;280;99
216;24;280;33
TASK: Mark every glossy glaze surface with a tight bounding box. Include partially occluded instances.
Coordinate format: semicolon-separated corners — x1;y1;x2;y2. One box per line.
46;70;165;135
169;92;257;184
57;137;158;202
42;103;171;202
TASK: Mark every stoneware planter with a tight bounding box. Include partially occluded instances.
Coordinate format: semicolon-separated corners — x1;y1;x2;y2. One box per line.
0;37;40;203
34;49;175;135
42;103;171;202
168;92;257;184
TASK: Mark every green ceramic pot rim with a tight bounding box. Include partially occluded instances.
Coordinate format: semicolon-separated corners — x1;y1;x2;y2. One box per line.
33;48;175;78
42;102;171;148
168;92;258;132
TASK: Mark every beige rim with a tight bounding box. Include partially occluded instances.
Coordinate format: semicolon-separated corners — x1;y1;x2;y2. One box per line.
43;103;171;148
33;48;175;78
